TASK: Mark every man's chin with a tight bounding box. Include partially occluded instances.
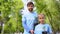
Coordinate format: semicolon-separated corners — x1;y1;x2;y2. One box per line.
29;10;33;12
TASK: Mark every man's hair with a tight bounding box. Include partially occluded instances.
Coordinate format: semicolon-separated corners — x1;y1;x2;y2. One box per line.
27;2;34;6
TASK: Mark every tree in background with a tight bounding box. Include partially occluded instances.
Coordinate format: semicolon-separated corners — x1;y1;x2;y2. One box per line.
0;0;23;33
0;0;60;34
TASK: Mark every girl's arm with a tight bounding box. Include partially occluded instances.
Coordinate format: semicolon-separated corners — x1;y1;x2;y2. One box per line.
48;25;52;34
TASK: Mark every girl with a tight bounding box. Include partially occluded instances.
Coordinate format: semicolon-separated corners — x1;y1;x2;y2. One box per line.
34;14;52;34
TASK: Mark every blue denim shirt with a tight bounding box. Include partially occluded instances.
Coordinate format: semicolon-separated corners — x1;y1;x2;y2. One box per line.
22;10;37;34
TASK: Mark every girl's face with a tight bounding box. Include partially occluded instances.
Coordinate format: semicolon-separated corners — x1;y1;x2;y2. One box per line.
38;14;45;24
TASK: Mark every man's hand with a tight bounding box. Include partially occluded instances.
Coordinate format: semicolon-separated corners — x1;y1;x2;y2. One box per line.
30;30;34;34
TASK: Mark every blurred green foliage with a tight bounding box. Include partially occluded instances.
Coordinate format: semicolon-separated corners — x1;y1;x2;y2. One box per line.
34;0;60;33
0;0;23;33
0;0;60;33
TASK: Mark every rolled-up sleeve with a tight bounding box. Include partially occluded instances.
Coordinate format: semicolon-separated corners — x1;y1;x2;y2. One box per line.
22;15;31;32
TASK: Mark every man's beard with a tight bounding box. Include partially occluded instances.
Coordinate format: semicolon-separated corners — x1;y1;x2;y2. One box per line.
29;9;33;12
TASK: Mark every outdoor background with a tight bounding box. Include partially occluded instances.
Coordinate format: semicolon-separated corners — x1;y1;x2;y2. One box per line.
0;0;60;34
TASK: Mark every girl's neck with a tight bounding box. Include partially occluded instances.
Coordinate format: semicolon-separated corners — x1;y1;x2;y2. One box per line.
39;22;45;24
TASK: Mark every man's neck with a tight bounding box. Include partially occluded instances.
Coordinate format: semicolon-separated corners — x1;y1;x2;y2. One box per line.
29;10;33;13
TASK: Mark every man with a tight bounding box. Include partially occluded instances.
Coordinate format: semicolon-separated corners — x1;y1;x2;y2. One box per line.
22;2;37;34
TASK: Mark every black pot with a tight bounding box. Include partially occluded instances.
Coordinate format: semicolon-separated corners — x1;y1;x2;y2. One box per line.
42;31;47;34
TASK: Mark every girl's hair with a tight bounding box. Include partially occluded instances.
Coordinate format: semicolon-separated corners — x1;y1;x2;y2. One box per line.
38;13;45;23
38;13;45;18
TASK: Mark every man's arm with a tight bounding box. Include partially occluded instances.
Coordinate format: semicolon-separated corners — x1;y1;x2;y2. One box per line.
34;12;38;30
22;15;32;32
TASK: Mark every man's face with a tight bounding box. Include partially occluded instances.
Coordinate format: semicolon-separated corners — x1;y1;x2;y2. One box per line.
27;4;34;12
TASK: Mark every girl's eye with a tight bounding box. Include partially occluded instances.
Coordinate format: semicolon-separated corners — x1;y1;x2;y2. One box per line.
40;17;44;19
39;17;41;19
